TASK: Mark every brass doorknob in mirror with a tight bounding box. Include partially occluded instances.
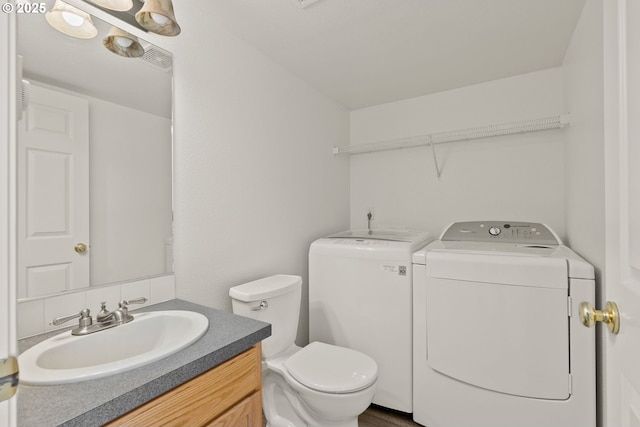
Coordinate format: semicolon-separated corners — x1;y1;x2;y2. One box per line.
579;301;620;334
74;243;87;254
0;356;19;402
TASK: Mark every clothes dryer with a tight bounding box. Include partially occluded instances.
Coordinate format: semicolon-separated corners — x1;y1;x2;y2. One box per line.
412;221;595;427
309;229;432;413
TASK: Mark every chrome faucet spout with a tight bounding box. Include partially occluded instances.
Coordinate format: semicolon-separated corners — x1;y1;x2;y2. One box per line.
97;297;147;326
100;308;131;325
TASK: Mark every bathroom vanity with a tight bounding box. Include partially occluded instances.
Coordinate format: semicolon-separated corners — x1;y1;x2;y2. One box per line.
104;344;262;426
17;299;271;427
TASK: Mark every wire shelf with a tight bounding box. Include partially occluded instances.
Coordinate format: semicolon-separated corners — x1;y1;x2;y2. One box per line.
333;114;570;156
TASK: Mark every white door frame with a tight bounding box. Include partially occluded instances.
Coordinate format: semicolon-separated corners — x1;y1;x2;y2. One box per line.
0;2;18;427
602;1;620;422
603;0;640;426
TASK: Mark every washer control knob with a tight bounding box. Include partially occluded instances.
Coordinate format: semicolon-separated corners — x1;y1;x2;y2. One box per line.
488;227;502;236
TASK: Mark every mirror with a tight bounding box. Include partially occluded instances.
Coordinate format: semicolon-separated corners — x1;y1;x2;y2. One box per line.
16;1;173;300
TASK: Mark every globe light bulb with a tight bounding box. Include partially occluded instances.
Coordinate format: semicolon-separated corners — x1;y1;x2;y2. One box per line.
150;12;169;24
115;36;133;48
61;11;84;27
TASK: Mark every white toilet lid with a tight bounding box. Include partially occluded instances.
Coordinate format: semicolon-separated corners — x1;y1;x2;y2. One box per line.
284;342;378;394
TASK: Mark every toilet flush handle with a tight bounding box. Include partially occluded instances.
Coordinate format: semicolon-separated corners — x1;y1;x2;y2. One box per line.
252;301;269;311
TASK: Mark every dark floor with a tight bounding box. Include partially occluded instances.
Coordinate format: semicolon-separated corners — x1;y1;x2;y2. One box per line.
359;405;422;427
263;404;422;426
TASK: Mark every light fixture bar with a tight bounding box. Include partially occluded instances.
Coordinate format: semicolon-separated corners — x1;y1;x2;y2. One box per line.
87;0;133;12
78;0;147;33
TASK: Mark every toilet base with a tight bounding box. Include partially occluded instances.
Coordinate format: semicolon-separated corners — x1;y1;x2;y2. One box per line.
266;389;307;427
263;368;364;427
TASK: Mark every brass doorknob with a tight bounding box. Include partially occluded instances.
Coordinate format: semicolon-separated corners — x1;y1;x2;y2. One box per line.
74;243;87;254
579;301;620;334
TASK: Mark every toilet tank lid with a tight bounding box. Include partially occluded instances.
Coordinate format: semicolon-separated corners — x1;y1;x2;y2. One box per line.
229;274;302;302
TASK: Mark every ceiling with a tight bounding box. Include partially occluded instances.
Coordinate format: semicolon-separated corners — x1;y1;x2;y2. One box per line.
17;1;587;116
205;0;587;110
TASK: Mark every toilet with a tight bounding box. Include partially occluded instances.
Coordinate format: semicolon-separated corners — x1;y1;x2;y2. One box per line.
229;274;378;427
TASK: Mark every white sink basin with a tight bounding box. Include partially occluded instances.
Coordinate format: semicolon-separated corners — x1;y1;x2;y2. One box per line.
19;310;209;385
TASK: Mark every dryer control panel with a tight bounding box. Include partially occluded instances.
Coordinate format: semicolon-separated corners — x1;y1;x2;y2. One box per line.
440;221;560;245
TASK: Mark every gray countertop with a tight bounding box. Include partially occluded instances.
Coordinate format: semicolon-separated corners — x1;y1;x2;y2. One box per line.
17;299;271;427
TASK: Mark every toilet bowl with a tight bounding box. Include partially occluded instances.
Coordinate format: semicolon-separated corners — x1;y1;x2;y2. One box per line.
229;275;378;427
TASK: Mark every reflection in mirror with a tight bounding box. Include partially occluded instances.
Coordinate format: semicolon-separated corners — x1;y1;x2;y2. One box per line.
17;3;173;300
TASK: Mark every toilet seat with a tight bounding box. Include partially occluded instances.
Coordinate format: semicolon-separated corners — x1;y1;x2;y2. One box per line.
284;342;377;394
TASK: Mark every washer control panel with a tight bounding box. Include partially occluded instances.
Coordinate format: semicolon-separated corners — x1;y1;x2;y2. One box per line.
440;221;560;245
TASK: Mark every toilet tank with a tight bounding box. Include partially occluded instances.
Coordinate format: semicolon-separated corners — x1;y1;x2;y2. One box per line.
229;275;302;358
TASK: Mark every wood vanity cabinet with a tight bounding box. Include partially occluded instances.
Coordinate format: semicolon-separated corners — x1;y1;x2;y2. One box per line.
103;344;262;427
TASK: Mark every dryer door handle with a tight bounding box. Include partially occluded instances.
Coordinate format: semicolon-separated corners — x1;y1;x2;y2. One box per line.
579;301;620;334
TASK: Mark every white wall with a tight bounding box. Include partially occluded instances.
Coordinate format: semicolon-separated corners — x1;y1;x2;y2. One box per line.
349;68;566;238
170;10;350;345
562;0;604;280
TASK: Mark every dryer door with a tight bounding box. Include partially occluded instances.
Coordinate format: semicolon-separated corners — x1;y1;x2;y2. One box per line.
425;252;570;399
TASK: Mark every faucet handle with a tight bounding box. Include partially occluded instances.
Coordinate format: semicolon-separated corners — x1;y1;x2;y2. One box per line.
119;297;148;308
51;308;92;327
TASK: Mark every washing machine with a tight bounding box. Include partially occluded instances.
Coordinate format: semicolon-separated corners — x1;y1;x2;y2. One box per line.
412;221;595;427
309;229;432;413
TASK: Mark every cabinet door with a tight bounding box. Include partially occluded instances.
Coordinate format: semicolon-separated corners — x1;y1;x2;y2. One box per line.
207;391;262;427
104;344;261;427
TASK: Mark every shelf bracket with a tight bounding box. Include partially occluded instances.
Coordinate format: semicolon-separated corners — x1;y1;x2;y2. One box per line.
429;138;441;181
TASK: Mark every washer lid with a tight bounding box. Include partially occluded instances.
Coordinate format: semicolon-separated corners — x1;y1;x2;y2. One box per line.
284;342;377;394
328;229;426;242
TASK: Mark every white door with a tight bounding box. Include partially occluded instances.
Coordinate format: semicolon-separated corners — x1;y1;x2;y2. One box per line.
17;84;90;298
603;0;640;425
1;7;17;427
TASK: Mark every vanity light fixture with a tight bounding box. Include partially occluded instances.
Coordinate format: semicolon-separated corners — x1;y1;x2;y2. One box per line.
45;0;98;39
87;0;133;12
135;0;181;36
103;26;145;57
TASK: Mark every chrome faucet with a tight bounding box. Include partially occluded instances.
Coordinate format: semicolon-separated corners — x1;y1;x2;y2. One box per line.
97;297;148;326
49;297;148;336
